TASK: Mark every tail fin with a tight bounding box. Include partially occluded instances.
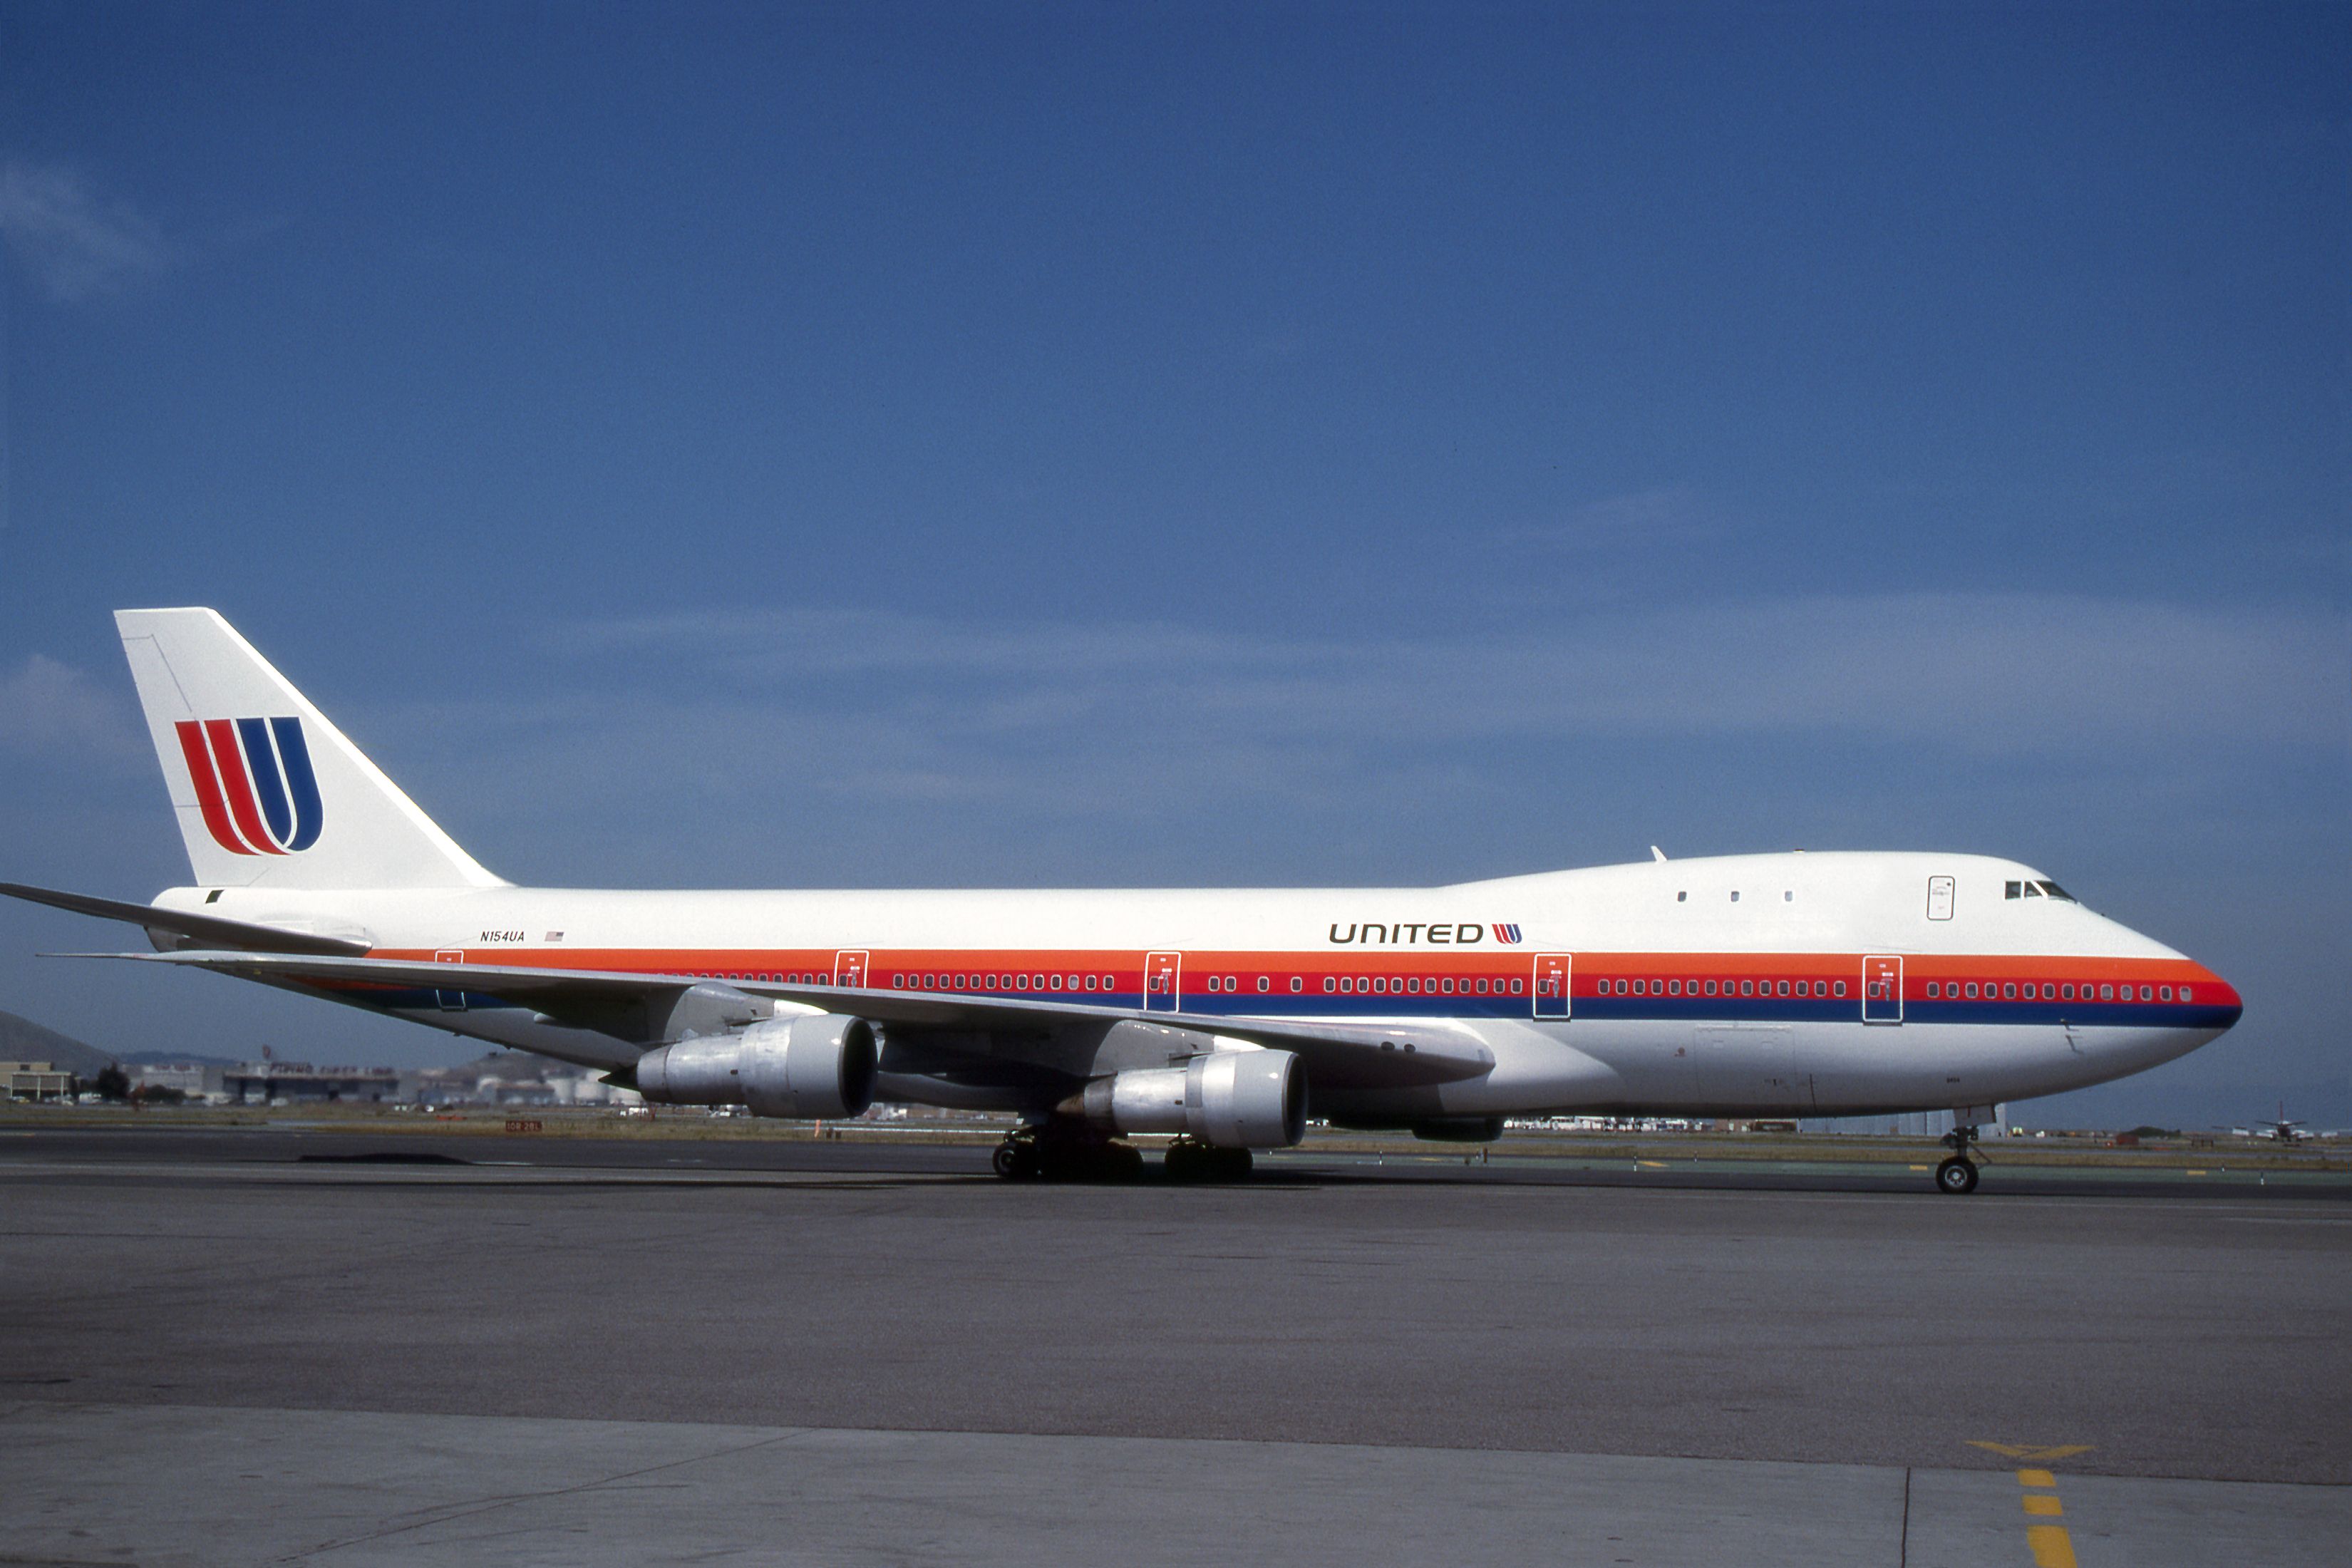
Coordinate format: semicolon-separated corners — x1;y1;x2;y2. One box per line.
115;609;505;890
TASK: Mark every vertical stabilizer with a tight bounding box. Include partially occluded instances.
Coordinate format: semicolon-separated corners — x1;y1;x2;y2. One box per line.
115;609;505;890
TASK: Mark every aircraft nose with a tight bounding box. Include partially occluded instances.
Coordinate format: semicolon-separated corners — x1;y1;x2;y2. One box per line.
2188;963;2244;1030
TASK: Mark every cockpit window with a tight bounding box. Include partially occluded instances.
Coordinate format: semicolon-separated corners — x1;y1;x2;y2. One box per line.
2005;881;2022;899
2008;879;2078;902
2037;881;2074;901
2023;882;2043;898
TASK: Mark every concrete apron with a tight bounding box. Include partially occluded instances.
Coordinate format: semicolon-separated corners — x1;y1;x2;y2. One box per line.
4;1401;2345;1567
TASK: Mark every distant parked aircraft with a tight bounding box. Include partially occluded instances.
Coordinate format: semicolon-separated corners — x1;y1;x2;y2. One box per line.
2223;1103;2309;1143
5;609;2242;1194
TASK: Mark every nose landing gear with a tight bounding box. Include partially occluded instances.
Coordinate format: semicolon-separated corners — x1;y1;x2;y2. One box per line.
1935;1123;1982;1195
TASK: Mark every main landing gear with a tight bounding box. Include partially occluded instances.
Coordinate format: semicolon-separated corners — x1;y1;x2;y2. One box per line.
991;1123;1144;1183
989;1125;1256;1183
1162;1138;1252;1183
1935;1123;1983;1195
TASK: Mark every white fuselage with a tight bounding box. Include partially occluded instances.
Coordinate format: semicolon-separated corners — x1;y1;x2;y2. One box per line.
159;849;2240;1124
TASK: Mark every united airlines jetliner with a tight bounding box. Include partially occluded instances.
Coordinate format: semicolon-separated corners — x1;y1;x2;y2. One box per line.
6;609;2242;1192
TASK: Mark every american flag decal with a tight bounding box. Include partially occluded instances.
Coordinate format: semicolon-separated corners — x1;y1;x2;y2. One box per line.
1494;923;1523;944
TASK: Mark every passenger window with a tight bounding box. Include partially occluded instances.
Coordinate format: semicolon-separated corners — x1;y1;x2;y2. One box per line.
1289;976;1302;992
1668;979;1680;996
2043;983;2056;999
2061;984;2073;999
1927;982;1939;999
1677;891;1687;902
1323;977;1336;993
1259;976;1272;993
1510;979;1523;994
2178;985;2191;1002
1705;979;1718;996
2003;983;2016;999
1834;981;1845;997
2140;985;2152;1001
1740;980;1753;996
2160;985;2172;1001
1966;984;1979;999
2099;984;2113;1000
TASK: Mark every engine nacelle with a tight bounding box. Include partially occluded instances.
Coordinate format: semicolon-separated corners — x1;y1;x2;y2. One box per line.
1075;1049;1307;1149
634;1013;878;1120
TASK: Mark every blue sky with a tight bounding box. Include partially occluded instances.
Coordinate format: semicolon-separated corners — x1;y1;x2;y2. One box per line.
1;4;2343;1126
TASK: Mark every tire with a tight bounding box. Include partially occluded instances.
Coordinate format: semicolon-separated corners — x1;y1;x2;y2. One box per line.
1936;1156;1979;1195
992;1143;1021;1180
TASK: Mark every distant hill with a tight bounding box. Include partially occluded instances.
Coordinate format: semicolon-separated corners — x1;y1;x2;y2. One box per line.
118;1050;242;1068
0;1009;116;1078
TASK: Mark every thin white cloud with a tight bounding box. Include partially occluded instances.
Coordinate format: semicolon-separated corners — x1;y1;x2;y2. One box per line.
0;656;145;763
468;593;2348;824
0;160;170;303
1500;484;1724;552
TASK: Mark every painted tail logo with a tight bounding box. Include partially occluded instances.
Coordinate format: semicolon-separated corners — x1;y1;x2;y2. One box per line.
175;718;323;855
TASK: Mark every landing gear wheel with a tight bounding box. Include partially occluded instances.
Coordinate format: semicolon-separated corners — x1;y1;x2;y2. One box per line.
992;1135;1042;1180
992;1141;1022;1179
1934;1121;1984;1195
1165;1141;1253;1182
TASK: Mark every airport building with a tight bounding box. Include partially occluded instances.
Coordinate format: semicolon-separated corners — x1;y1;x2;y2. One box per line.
4;1061;75;1101
224;1062;401;1104
129;1062;225;1098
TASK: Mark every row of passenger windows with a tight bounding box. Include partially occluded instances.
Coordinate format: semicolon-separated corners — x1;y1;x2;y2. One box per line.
895;972;1114;993
889;971;1532;997
1928;980;2187;1002
1599;977;1847;999
1322;974;1522;996
686;967;2186;1008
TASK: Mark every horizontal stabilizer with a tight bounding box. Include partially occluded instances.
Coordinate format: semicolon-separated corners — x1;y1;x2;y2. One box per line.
0;882;372;956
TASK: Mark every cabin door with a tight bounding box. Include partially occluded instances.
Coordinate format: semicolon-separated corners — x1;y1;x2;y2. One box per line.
1532;953;1572;1018
1862;954;1904;1024
434;948;465;1011
1144;951;1182;1013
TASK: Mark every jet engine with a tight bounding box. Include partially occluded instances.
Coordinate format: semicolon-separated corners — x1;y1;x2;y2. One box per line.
1072;1049;1306;1148
634;1013;878;1119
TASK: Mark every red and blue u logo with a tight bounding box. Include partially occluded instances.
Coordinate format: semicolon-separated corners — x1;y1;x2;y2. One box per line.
175;718;324;855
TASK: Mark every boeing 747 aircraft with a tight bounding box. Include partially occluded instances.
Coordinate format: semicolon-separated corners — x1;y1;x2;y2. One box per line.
5;609;2242;1192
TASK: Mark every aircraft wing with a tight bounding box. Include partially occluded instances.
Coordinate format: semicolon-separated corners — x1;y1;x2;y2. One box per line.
91;949;1497;1088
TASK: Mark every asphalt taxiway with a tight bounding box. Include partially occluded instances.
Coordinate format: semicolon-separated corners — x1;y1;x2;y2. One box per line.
3;1126;2346;1564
